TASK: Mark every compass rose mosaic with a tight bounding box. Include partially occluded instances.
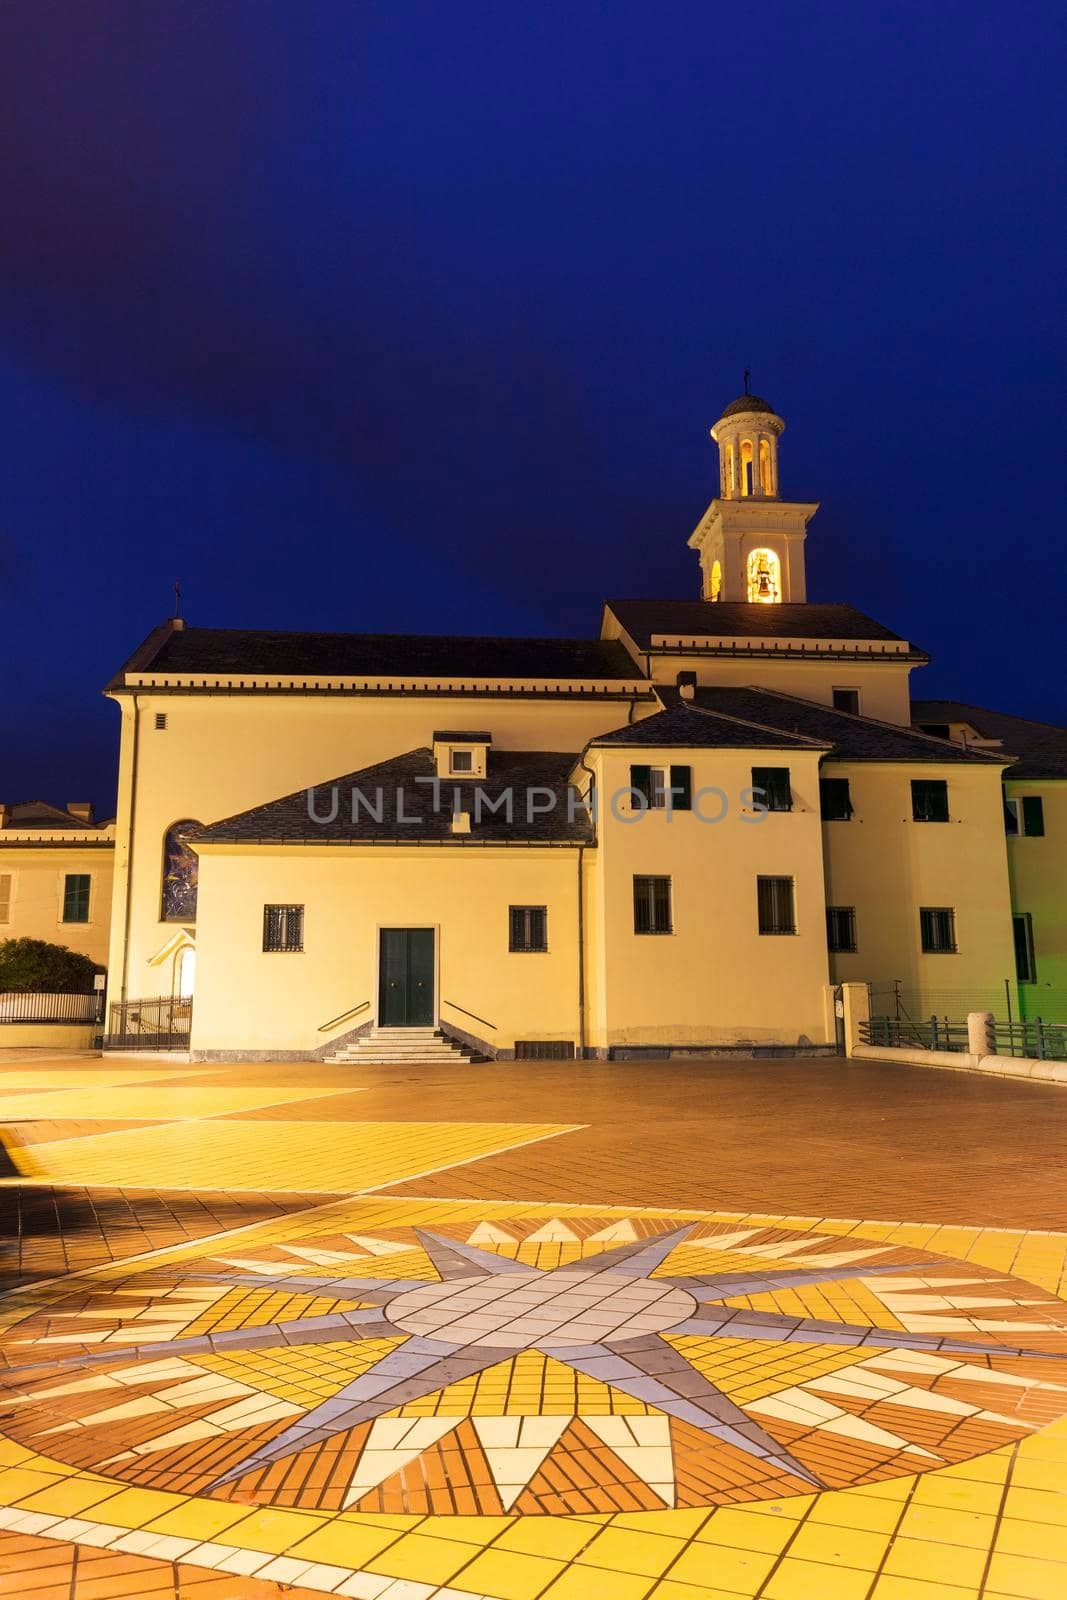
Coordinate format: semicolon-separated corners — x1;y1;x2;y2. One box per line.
4;1199;1067;1535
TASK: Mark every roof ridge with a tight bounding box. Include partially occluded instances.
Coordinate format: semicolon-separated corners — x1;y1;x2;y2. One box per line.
732;685;1009;761
670;694;832;749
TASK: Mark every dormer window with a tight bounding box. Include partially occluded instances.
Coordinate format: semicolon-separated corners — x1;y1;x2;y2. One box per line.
433;730;491;781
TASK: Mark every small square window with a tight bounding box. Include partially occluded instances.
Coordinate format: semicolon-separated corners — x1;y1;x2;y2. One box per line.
912;779;949;822
155;712;168;731
263;904;304;952
820;777;853;821
920;906;956;953
509;906;547;952
62;874;91;924
633;875;672;934
758;876;795;935
450;749;473;774
832;688;861;716
826;905;856;952
751;767;792;812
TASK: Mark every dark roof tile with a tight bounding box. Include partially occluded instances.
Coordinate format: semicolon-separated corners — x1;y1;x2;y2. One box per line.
606;599;921;651
590;703;826;751
912;699;1067;779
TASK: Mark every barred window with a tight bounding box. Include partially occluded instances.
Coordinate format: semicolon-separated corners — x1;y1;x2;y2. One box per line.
509;906;547;952
820;777;853;821
757;876;795;935
62;873;91;924
633;875;672;934
920;906;956;954
263;904;304;952
826;905;857;953
751;766;792;812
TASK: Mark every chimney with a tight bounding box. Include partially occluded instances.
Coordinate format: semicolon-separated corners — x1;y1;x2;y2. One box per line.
0;804;8;829
67;802;94;824
451;811;472;834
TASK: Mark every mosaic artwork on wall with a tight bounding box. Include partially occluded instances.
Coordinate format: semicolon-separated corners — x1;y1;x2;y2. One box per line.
160;818;202;921
4;1205;1067;1521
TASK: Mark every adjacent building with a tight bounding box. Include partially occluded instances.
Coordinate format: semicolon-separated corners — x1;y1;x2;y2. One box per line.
0;802;114;969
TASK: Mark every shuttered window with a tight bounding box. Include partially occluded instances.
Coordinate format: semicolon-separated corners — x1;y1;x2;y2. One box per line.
920;907;956;953
62;874;91;923
629;765;692;811
820;778;853;821
826;905;857;952
1022;796;1045;836
633;876;672;934
751;767;792;812
263;904;304;952
757;876;795;935
1013;913;1036;982
509;906;547;952
912;779;949;822
0;874;11;924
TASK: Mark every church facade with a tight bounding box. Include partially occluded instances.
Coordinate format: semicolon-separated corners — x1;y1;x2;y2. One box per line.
99;392;1054;1059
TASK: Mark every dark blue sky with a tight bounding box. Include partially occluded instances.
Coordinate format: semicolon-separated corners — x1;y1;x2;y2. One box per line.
1;0;1063;812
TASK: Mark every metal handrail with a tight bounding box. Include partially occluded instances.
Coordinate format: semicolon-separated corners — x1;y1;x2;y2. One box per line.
442;999;497;1031
318;999;371;1033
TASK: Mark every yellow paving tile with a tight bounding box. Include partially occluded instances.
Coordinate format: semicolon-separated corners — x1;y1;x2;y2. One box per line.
368;1530;478;1584
663;1539;777;1592
985;1550;1067;1599
574;1526;684;1578
881;1533;988;1587
910;1473;1006;1516
493;1518;600;1560
27;1117;575;1190
870;1577;979;1600
143;1499;259;1541
807;1491;903;1534
763;1559;876;1600
695;1507;797;1554
11;1476;121;1517
218;1505;328;1554
785;1519;891;1568
455;1546;567;1599
994;1517;1067;1562
287;1516;406;1567
83;1485;189;1528
541;1565;655;1600
0;1084;344;1121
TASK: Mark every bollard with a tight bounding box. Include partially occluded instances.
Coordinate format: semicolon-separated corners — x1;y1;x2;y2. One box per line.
967;1011;995;1057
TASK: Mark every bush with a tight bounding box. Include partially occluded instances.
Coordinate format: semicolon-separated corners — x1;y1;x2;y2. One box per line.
0;937;102;994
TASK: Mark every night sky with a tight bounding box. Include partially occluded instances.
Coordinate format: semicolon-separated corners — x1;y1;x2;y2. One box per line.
1;1;1063;814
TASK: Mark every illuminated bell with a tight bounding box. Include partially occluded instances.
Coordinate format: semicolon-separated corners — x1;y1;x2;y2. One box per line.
755;569;773;599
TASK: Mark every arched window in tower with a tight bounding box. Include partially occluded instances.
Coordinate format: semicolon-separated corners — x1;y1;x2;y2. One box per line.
724;442;735;497
739;440;754;497
759;438;773;495
709;560;722;601
747;548;781;605
161;821;202;922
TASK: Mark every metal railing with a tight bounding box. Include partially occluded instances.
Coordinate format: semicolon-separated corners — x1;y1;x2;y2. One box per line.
0;991;101;1023
318;999;370;1033
860;1016;970;1052
986;1017;1067;1061
106;996;192;1050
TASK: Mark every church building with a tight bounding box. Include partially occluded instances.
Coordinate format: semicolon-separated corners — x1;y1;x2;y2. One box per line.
99;391;1043;1060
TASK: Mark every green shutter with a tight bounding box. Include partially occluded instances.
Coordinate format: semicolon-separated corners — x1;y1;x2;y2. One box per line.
630;765;652;805
1022;795;1045;836
670;765;692;810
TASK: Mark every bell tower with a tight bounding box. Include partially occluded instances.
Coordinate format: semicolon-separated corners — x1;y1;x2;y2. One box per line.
688;387;818;604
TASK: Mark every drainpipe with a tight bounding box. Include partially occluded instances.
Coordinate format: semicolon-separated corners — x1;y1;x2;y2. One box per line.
119;693;142;1007
577;844;586;1060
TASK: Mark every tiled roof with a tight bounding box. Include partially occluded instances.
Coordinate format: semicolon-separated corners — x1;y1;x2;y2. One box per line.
718;394;778;419
605;599;921;651
0;801;107;830
674;687;1008;764
109;623;643;686
432;730;493;742
589;703;827;751
195;749;591;846
912;699;1067;779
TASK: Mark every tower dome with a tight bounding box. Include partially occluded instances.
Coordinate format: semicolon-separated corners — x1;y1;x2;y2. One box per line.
710;390;785;501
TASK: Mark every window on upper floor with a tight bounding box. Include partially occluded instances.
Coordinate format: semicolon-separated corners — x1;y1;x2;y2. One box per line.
263;904;304;952
450;749;474;774
633;875;672;934
509;906;547;953
819;777;853;821
1013;913;1036;983
0;873;12;924
826;905;857;953
758;876;796;935
630;765;692;812
1005;794;1044;837
62;874;91;924
920;906;956;954
912;779;949;823
751;766;792;812
832;688;861;716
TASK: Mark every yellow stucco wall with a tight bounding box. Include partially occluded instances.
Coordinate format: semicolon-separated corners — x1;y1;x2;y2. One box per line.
191;844;583;1055
584;747;833;1045
0;843;114;968
824;761;1017;1013
105;690;647;1011
641;656;916;725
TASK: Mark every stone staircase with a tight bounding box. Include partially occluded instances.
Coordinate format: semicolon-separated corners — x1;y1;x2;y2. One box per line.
322;1026;487;1065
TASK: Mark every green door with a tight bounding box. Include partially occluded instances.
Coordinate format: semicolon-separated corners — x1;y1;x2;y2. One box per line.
378;928;435;1026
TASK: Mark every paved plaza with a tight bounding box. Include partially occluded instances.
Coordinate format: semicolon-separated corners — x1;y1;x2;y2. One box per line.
0;1053;1065;1599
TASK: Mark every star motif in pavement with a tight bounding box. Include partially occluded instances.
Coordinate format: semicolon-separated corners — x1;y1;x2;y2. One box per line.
7;1224;1065;1500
